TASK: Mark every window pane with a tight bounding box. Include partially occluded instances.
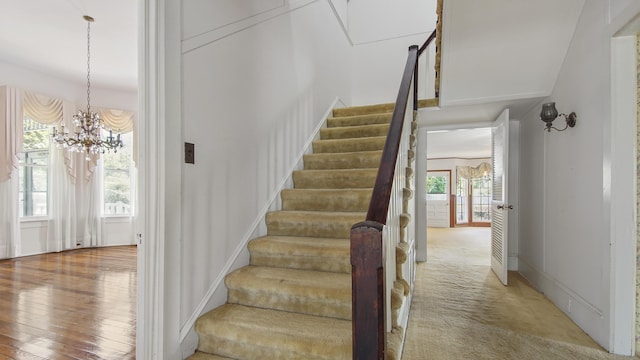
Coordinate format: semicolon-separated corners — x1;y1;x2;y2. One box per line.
102;131;133;215
456;177;468;224
471;176;491;222
427;175;448;201
20;117;49;217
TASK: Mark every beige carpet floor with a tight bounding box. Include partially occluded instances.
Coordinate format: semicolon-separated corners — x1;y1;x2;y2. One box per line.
401;227;635;360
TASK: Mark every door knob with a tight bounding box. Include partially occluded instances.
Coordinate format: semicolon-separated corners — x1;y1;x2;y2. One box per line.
497;205;513;210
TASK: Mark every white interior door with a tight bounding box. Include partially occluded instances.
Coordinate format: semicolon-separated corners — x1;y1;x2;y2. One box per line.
426;170;451;228
491;109;509;285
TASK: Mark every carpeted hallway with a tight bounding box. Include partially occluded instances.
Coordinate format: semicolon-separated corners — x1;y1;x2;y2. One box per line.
402;227;634;360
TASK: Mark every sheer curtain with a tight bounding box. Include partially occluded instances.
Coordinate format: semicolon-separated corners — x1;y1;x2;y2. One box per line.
46;100;78;252
0;86;23;259
98;107;137;245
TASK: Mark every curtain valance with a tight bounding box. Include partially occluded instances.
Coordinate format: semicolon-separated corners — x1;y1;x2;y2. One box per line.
457;162;492;180
24;91;63;125
98;108;135;133
0;86;23;182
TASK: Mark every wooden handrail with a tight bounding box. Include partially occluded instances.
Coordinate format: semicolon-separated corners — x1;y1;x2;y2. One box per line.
351;29;437;360
418;29;437;56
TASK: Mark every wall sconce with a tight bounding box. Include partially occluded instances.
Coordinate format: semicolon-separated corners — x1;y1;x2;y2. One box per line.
540;102;577;132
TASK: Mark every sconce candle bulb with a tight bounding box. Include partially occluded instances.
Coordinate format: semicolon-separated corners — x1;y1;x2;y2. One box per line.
540;102;577;132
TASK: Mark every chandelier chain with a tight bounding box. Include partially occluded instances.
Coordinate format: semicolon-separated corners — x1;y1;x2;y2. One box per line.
50;15;124;159
86;19;91;112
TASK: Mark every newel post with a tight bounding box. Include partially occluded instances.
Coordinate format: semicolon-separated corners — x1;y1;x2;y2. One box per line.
351;220;385;360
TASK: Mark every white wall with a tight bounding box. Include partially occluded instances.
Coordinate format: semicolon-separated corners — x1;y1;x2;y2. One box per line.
0;60;137;111
349;0;437;105
176;0;353;353
348;0;436;45
518;1;637;352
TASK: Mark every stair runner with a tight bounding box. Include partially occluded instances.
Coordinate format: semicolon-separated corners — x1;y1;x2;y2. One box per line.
188;103;396;360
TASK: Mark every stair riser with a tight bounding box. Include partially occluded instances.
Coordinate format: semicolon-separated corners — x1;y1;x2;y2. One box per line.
266;217;362;239
227;289;351;320
327;113;392;128
225;266;352;320
248;236;351;274
304;152;381;170
320;124;389;140
250;252;350;273
312;137;386;153
292;170;377;189
195;304;352;360
197;335;350;360
281;190;372;212
332;103;396;117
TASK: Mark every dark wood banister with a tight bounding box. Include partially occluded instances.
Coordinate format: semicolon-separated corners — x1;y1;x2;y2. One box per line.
351;29;437;360
366;29;436;223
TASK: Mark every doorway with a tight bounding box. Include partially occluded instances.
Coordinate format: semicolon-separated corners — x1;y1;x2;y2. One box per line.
424;128;493;266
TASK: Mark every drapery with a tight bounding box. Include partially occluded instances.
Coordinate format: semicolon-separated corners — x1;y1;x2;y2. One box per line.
0;86;23;259
0;174;19;259
0;86;23;182
457;162;492;180
23;91;63;124
99;107;137;166
47;100;78;252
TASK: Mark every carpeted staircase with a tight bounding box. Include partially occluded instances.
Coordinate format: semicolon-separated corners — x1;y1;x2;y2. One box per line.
188;103;397;360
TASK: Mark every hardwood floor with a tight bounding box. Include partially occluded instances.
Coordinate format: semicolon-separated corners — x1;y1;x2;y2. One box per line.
0;246;137;360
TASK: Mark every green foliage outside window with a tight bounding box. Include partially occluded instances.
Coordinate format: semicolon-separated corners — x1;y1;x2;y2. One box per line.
427;176;446;194
103;131;133;215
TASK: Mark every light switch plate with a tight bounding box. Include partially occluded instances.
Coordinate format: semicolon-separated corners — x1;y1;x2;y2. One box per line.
185;142;195;164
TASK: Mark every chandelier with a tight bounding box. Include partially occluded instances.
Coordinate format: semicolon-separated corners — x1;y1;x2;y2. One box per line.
52;15;123;160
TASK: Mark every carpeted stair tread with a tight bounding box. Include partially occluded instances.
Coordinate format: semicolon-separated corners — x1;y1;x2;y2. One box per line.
312;136;386;153
195;304;351;359
303;150;382;170
281;188;372;212
418;98;439;108
320;123;389;140
292;169;377;189
331;99;437;117
248;236;350;273
187;352;235;360
332;103;396;117
266;211;365;239
327;113;392;128
226;266;351;320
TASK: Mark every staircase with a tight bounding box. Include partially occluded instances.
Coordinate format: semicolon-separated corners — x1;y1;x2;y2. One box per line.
188;103;395;359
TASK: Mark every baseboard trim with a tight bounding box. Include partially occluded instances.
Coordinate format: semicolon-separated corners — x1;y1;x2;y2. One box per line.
178;96;343;344
517;257;608;349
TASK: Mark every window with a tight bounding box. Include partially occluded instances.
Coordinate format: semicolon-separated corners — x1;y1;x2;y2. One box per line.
102;131;133;216
455;175;492;225
19;117;50;217
471;177;491;222
456;177;468;224
426;175;448;201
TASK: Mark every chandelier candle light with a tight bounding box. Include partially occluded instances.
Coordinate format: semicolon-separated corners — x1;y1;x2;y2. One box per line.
52;15;123;160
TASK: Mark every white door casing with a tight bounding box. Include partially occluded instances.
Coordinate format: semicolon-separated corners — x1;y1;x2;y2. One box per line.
491;109;509;285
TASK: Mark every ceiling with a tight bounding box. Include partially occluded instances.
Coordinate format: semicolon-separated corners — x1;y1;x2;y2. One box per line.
0;0;138;91
427;128;491;159
428;0;585;124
